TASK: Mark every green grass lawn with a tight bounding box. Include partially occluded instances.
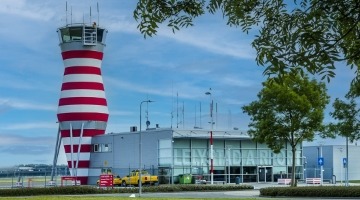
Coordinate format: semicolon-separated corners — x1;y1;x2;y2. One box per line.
0;197;267;200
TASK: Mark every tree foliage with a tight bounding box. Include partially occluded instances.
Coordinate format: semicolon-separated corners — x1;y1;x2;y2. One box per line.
134;0;360;89
242;74;329;186
329;85;360;142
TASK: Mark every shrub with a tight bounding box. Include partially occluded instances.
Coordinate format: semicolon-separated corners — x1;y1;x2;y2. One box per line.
0;184;254;197
261;186;360;197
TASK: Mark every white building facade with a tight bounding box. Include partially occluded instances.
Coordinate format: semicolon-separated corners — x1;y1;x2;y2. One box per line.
88;128;304;185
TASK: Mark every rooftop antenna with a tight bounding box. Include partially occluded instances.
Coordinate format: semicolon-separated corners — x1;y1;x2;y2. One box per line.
146;95;150;129
194;104;197;128
228;109;232;129
216;102;218;129
70;6;73;24
176;92;179;128
65;1;68;25
90;6;92;25
171;82;174;128
97;2;100;26
182;101;185;129
200;102;202;128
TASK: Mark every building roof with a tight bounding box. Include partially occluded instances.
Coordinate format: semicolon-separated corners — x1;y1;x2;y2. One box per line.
172;129;250;139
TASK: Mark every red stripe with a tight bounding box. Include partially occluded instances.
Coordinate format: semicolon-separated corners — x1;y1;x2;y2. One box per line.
61;129;105;137
57;113;109;122
59;97;107;106
67;160;90;168
64;144;92;153
64;66;101;75
61;82;104;90
62;50;103;60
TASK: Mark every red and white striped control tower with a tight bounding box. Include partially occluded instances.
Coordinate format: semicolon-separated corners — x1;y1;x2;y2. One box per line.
56;22;109;185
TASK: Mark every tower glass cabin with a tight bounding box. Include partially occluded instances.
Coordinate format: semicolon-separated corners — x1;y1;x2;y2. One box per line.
56;23;109;185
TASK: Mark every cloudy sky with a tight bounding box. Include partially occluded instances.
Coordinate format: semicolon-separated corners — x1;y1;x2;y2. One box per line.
0;0;355;167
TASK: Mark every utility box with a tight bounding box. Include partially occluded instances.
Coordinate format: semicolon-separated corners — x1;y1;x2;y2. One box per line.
179;174;192;184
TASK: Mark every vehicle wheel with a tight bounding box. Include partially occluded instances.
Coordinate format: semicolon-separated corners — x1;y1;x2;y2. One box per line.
121;181;127;187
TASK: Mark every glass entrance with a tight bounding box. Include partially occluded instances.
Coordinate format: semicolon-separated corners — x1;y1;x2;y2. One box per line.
258;166;272;182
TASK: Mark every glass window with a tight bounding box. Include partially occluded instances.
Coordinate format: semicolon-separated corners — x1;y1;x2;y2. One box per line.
93;144;100;152
213;140;224;148
241;140;255;149
173;139;190;148
101;144;111;152
192;139;207;148
159;139;172;165
226;140;240;149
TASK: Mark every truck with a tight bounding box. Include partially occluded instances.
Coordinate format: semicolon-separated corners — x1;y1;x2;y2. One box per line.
121;170;158;186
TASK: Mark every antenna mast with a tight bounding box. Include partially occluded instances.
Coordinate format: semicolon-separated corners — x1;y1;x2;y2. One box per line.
176;92;179;128
90;6;92;24
182;101;185;129
71;6;73;24
97;2;100;26
194;104;197;128
200;102;202;128
65;1;68;25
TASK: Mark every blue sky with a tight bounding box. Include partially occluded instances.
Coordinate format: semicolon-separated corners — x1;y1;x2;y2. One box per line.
0;0;356;167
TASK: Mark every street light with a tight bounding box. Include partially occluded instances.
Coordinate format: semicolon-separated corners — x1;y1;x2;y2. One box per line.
338;147;343;185
319;142;323;186
205;89;214;185
139;100;154;197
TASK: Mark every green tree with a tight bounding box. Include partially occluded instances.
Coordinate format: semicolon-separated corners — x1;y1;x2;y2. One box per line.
242;74;329;186
134;0;360;86
329;85;360;142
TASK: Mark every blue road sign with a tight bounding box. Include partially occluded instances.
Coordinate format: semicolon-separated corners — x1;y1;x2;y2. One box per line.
318;157;324;166
343;158;347;168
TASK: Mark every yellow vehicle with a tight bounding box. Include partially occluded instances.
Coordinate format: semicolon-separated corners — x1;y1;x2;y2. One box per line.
121;170;158;186
96;175;122;187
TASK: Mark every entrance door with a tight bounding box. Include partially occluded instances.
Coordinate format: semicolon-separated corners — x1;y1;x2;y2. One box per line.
258;166;272;182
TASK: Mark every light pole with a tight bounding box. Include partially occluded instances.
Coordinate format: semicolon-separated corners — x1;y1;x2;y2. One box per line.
139;100;153;197
205;89;214;185
345;136;349;186
227;148;231;184
303;156;307;180
338;147;343;185
320;143;323;186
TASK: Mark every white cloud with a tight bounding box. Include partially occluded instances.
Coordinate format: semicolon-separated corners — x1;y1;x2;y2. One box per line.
0;0;55;21
0;122;56;130
156;26;255;59
0;98;56;111
221;76;256;87
0;133;54;145
110;110;134;116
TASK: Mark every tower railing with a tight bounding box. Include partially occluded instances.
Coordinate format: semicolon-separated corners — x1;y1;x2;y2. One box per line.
83;25;97;46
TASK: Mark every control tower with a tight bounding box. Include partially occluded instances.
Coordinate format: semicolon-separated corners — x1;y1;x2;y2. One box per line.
56;22;109;185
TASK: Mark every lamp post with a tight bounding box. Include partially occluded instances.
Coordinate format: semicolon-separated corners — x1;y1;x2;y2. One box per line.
319;143;323;186
338;147;343;185
205;90;214;185
345;136;349;186
139;100;153;197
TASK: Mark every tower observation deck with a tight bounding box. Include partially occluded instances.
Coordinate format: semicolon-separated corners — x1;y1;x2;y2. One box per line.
56;22;109;185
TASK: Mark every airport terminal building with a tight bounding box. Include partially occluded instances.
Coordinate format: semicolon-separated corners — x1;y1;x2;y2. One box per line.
86;128;304;185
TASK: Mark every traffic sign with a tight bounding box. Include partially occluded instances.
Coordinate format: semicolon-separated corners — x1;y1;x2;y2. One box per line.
343;158;347;168
99;174;113;187
318;157;324;166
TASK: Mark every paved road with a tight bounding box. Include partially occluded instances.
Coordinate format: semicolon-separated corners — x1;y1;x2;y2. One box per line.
89;182;360;199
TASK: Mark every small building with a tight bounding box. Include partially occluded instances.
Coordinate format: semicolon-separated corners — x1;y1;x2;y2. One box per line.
87;128;304;185
303;145;360;182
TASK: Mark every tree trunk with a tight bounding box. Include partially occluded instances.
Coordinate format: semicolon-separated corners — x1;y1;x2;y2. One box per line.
291;145;297;187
